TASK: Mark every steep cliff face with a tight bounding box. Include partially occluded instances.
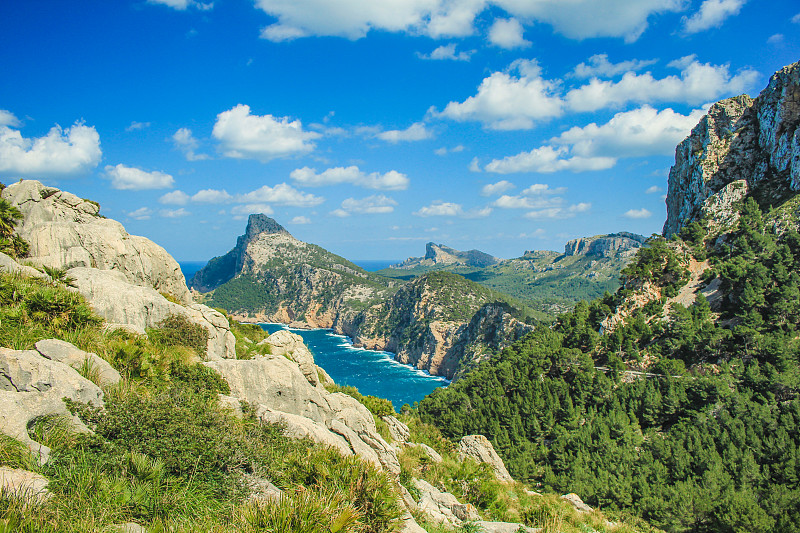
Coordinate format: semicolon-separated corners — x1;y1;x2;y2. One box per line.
664;61;800;237
391;242;499;269
563;232;647;258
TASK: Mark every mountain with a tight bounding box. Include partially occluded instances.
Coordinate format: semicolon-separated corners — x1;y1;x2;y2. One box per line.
379;232;646;314
191;216;537;379
390;242;500;269
419;61;800;533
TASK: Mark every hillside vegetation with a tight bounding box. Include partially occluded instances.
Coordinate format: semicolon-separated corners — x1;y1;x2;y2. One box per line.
419;197;800;533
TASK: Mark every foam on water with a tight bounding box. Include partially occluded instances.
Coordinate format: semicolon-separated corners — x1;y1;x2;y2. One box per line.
258;323;448;410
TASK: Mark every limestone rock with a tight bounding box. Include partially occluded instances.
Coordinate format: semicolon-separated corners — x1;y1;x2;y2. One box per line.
0;251;46;279
244;473;283;503
0;467;50;505
68;267;235;360
457;435;513;482
203;355;400;474
2;180;190;302
664;62;800;237
382;415;410;445
35;339;120;388
262;329;319;386
0;347;104;462
217;394;244;418
413;478;480;526
256;406;352;457
564;232;647;258
409;443;443;464
391;242;500;269
113;523;147;533
561;493;593;513
474;521;540;533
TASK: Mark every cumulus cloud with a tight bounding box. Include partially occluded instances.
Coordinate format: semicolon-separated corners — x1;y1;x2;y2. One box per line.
552;105;708;158
291;166;409;190
793;13;800;23
231;204;274;216
436;59;564;130
524;203;591;219
147;0;212;10
434;145;465;156
375;122;433;142
333;195;397;216
485;146;615;174
125;121;150;132
105;164;175;190
624;208;652;218
254;0;681;43
212;104;320;162
481;180;515;196
238;183;324;207
418;44;474;61
682;0;746;34
0;122;101;175
0;110;20;127
565;56;758;111
192;189;233;203
160;208;191;218
414;201;464;217
290;215;312;224
159;190;191;205
572;54;658;78
128;207;153;220
767;34;784;45
173;128;210;161
488;18;530;49
646;185;663;194
492;194;562;209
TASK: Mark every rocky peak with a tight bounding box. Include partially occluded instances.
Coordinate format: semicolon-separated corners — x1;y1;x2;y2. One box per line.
393;243;499;269
564;232;647;258
664;61;800;237
237;214;289;249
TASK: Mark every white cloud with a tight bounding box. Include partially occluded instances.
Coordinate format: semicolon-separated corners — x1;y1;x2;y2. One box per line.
414;201;464;217
192;189;233;203
239;183;324;207
0;122;101;175
523;203;591;219
464;206;492;218
566;56;758;111
572;54;657;78
159;190;190;205
419;44;474;61
375;122;433;142
623;208;652;219
469;157;481;172
125;121;150;132
488;18;530;49
767;34;784;45
793;13;800;24
435;145;465;156
682;0;746;34
492;194;562;209
646;185;663;194
291;166;409;190
552;105;708;158
334;194;397;216
485;146;615;174
481;180;515;196
173;128;210;161
128;207;153;220
0;110;20;127
522;183;566;195
437;59;563;130
160;208;191;218
105;164;175;190
212;104;320;162
290;215;312;224
254;0;681;43
147;0;212;10
231;204;274;216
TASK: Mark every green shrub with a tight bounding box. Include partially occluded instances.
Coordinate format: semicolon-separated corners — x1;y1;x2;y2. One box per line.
147;314;209;357
324;384;395;416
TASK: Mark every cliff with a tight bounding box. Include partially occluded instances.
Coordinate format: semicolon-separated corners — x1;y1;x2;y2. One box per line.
391;242;500;269
562;232;647;258
664;61;800;237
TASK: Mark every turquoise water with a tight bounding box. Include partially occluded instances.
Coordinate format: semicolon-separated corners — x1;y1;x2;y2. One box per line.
259;323;448;411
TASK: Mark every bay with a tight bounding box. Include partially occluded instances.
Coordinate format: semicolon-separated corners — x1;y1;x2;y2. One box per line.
259;323;448;411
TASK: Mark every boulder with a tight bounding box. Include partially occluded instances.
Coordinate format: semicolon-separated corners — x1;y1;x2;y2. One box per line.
473;521;540;533
409;443;443;464
561;493;593;513
457;435;513;482
204;355;400;474
35;339;120;388
382;415;410;445
0;467;50;505
0;252;46;279
68;267;235;360
2;180;190;302
0;347;104;462
262;329;319;386
256;406;352;457
413;478;480;526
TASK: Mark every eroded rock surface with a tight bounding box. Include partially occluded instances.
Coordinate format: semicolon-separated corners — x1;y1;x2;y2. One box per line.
35;339;120;388
457;434;513;482
0;467;51;504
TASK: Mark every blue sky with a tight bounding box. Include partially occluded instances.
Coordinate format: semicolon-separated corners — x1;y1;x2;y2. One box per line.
1;0;798;262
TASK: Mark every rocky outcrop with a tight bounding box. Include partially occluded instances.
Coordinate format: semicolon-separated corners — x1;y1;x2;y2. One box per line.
0;346;104;462
457;435;513;482
391;242;500;269
35;339;121;388
259;329;319;386
664;61;800;237
382;415;411;445
0;251;47;279
413;478;481;526
68;267;235;360
0;467;51;505
202;340;400;475
1;180;190;302
563;232;647;258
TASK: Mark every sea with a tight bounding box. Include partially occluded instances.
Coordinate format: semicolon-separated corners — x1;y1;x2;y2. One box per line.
178;260;446;411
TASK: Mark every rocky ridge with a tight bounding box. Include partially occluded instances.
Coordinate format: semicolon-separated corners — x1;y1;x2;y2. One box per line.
562;232;647;258
391;242;500;269
664;60;800;237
